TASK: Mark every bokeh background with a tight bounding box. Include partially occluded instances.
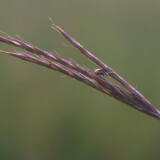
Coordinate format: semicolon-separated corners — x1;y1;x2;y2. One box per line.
0;0;160;159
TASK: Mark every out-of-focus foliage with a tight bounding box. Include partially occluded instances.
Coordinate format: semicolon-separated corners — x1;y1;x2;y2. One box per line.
0;0;160;159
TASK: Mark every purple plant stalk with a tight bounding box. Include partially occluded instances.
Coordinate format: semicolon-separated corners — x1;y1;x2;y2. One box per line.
0;22;160;120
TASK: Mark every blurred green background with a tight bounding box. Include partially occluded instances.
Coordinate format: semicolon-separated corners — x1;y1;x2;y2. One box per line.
0;0;160;159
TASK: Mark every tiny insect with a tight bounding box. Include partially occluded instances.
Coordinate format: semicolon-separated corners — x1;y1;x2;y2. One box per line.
94;68;109;76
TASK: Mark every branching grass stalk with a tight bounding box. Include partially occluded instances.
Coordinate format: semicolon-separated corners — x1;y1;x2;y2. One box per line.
0;21;159;120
